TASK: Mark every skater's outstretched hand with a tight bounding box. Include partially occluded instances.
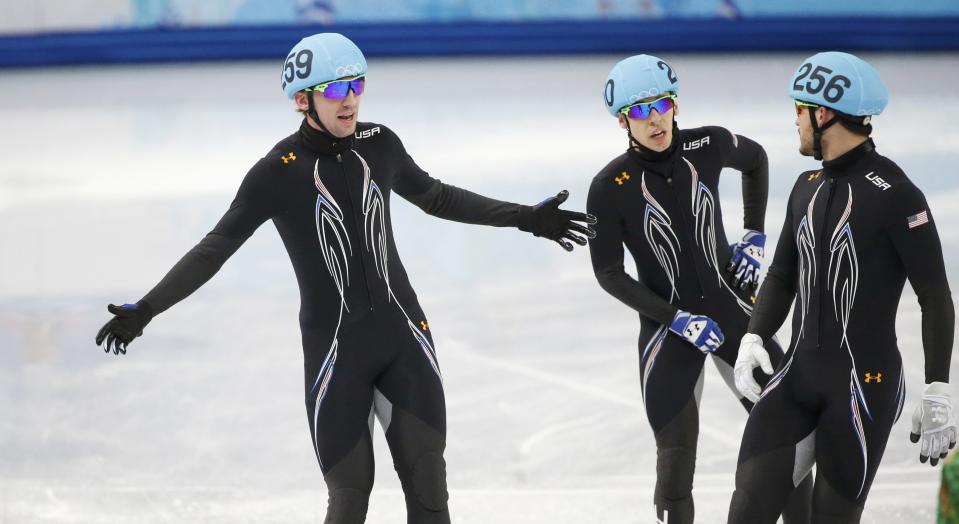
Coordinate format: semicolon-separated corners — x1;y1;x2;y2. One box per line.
910;382;957;466
734;334;774;403
518;190;597;251
669;310;725;353
95;302;153;355
726;230;765;291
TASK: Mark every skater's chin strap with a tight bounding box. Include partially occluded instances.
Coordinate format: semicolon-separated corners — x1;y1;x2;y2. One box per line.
808;107;840;161
809;107;876;162
306;92;333;137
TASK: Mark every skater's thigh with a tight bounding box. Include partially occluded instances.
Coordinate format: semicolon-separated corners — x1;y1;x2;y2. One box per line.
641;325;705;434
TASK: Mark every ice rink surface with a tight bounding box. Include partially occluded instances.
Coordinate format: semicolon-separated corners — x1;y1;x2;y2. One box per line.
1;53;958;523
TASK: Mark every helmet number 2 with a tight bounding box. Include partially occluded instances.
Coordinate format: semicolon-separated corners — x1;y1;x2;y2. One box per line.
792;63;851;103
657;61;677;84
282;49;314;89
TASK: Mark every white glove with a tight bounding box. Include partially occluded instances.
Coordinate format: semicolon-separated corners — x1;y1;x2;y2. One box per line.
910;381;957;466
733;333;774;403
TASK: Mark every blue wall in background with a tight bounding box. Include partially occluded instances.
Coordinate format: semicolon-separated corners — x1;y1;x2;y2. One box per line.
4;18;959;69
3;0;959;68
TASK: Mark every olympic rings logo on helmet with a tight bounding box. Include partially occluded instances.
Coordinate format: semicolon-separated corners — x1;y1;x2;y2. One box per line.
627;88;663;104
335;63;364;78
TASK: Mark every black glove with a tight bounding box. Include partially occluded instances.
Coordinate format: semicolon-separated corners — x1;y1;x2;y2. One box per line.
517;190;597;251
95;301;154;355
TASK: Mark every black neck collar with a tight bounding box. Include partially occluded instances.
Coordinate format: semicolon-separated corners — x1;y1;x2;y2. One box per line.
298;118;354;156
822;138;875;175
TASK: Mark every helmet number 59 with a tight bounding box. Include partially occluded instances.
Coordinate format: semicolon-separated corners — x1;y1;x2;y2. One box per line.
792;62;852;104
281;49;314;89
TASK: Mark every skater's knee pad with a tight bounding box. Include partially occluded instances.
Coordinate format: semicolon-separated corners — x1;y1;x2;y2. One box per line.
408;451;449;512
812;476;864;523
325;488;370;524
782;473;814;524
322;436;374;523
655;446;696;499
653;447;696;523
727;488;758;524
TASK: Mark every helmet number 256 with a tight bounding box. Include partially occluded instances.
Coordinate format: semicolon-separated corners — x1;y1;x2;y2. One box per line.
282;49;314;89
792;63;852;104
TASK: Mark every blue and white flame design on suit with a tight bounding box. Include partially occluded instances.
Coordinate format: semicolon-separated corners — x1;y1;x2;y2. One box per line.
638;173;680;403
894;368;906;423
359;152;389;291
308;151;443;467
685;157;752;315
310;159;353;467
355;151;442;381
826;186;872;499
796;182;824;342
641;173;681;303
761;181;825;400
641;325;669;405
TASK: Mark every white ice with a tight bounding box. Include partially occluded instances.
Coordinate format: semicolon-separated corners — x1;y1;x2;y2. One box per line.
1;53;957;523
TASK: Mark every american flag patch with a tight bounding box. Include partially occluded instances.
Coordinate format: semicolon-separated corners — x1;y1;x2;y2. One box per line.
907;210;929;229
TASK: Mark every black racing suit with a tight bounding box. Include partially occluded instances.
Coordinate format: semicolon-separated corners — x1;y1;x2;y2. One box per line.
728;139;956;523
137;120;533;524
587;126;811;524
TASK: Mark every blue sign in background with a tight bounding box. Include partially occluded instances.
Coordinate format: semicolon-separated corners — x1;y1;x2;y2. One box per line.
2;0;958;67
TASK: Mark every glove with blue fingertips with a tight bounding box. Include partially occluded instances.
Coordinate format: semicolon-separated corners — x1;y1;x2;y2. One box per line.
517;190;597;252
95;301;154;355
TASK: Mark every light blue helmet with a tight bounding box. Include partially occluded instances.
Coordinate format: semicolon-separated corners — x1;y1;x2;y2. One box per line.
788;52;888;117
604;54;679;117
281;33;367;99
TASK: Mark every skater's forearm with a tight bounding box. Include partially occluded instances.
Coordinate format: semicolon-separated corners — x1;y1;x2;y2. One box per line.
747;192;801;340
747;264;796;341
140;161;273;315
140;232;244;315
403;180;525;227
920;288;955;383
727;134;769;233
593;264;678;325
389;127;524;227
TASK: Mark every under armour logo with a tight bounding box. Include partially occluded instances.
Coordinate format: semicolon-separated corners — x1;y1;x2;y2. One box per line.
420;320;429;331
684;320;705;339
932;405;949;424
281;152;297;164
615;171;631;186
808;171;822;182
865;372;882;383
